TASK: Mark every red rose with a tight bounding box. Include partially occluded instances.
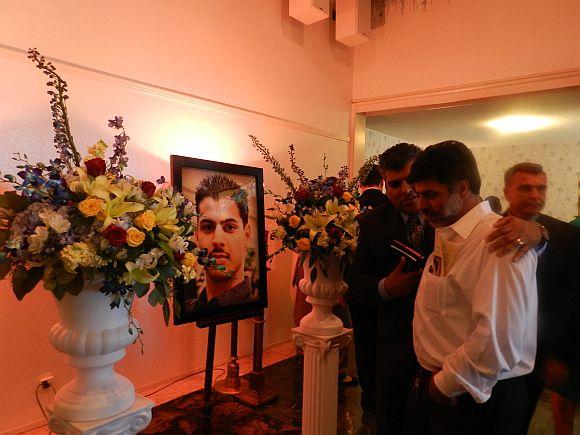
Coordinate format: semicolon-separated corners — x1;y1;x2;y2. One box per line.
85;158;107;177
332;184;344;198
173;251;185;262
102;225;127;247
295;187;311;203
141;181;156;198
328;226;343;239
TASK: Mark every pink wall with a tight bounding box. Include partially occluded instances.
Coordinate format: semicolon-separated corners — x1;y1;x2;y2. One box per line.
0;1;352;432
354;0;580;100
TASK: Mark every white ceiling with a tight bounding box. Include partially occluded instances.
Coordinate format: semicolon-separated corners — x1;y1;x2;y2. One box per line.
366;87;580;148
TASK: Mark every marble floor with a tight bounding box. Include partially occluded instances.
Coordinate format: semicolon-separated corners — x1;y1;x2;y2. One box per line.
21;340;579;434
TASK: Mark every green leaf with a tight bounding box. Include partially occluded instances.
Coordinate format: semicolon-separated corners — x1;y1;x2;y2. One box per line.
162;301;170;326
133;282;149;298
158;265;175;281
308;253;316;268
163;280;172;298
52;284;67;300
173;299;182;320
67;273;84;296
310;267;318;283
147;287;160;306
158;241;175;264
56;269;78;285
11;266;43;301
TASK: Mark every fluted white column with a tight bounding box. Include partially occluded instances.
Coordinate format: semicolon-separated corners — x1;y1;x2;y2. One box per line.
293;255;352;435
293;329;351;435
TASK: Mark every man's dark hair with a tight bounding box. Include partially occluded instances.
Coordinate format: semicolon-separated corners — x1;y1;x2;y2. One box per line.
360;165;382;187
485;195;503;214
504;162;545;186
195;174;249;226
408;140;481;195
378;143;421;172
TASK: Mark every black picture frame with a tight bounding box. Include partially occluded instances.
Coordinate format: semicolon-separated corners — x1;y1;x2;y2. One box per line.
170;155;268;327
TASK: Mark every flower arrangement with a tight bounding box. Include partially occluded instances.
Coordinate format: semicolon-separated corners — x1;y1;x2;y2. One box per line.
0;49;217;331
249;135;360;281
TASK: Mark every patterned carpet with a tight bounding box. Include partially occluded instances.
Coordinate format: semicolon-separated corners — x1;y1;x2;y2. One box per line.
142;357;303;434
142;356;369;434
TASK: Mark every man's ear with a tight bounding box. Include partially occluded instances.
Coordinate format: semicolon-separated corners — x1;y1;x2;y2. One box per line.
244;223;251;240
456;180;470;197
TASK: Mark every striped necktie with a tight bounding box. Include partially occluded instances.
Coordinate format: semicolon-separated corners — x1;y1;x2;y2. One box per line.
406;214;424;254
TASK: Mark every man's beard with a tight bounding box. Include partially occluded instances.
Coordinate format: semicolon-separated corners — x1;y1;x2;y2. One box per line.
426;193;463;227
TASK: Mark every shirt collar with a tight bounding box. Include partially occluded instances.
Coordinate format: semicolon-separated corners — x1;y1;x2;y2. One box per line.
362;186;383;193
447;201;492;239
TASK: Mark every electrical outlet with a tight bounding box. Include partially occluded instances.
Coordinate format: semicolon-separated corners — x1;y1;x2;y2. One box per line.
39;373;54;387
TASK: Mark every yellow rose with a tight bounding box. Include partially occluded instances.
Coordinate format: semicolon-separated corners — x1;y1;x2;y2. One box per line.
134;210;156;231
288;215;301;228
78;197;104;217
181;252;197;268
126;227;146;247
96;209;108;221
296;238;311;251
342;191;353;202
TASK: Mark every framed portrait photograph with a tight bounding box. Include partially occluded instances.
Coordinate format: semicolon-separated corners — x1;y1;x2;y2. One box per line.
170;155;267;326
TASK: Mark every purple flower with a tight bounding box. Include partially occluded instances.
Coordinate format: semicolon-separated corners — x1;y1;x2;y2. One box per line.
108;116;123;129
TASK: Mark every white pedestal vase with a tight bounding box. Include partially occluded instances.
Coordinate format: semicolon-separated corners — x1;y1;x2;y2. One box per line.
292;254;352;435
47;280;145;424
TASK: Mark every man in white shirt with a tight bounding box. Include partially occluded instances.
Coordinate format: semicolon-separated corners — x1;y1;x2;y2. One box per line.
405;141;538;435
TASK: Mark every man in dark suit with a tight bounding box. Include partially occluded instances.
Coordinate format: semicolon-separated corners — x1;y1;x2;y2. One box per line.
344;164;389;421
358;164;389;213
502;162;580;435
346;143;434;435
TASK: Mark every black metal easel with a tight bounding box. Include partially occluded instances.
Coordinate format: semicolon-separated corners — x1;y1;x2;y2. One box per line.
196;309;265;433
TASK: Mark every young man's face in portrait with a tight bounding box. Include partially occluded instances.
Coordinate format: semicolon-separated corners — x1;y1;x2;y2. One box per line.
196;195;250;285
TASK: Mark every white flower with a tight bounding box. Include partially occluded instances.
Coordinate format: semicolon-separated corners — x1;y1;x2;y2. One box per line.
181;265;197;283
27;226;49;254
316;229;330;248
135;248;165;269
39;210;70;234
6;236;23;250
168;234;187;253
183;201;195;216
60;242;106;273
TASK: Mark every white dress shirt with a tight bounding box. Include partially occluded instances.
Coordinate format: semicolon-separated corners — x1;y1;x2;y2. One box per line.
413;201;538;403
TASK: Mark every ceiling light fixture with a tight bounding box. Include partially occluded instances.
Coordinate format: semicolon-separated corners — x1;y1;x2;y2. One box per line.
484;115;556;134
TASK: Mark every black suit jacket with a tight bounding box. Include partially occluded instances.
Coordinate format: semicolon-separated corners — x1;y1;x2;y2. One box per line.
535;213;580;365
358;188;389;212
345;203;434;337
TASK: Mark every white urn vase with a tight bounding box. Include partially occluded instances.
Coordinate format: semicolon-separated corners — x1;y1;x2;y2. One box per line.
48;279;137;422
299;254;348;336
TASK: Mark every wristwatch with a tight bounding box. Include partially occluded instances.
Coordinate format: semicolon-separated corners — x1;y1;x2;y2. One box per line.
537;223;550;245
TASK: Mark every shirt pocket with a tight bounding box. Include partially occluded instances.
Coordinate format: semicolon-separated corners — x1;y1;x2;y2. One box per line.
422;272;449;315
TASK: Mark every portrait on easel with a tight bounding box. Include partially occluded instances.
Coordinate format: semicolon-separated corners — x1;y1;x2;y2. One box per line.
171;155;268;326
